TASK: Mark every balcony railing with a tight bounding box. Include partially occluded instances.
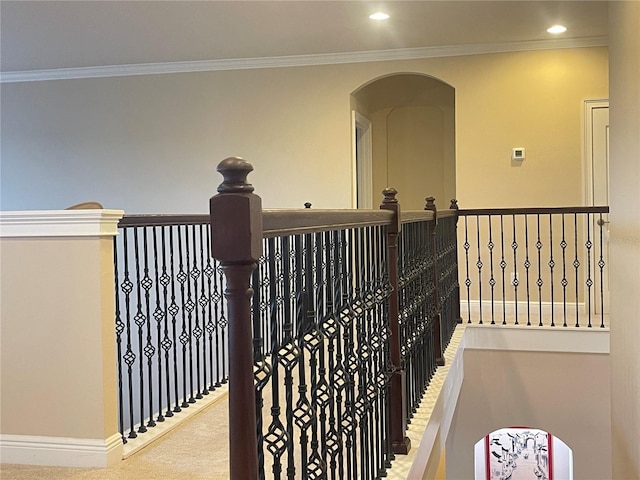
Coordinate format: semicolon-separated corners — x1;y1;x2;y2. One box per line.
112;158;609;479
457;206;610;328
114;215;227;442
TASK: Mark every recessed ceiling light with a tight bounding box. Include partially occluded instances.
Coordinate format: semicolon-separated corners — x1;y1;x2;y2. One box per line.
369;12;390;20
547;25;567;34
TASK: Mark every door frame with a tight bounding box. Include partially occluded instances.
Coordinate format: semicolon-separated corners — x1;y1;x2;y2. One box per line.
583;98;609;315
352;111;373;209
583;99;609;207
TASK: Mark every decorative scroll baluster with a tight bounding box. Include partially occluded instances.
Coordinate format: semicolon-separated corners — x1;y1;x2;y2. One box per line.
512;215;519;325
499;216;507;325
561;215;568;327
192;226;204;400
488;215;496;325
151;227;165;422
133;228;148;433
113;238;127;443
598;213;606;328
548;215;556;327
160;227;173;417
573;213;580;327
168;227;181;414
141;228;156;428
184;226;196;405
586;213;594;327
464;216;472;323
536;215;543;327
524;215;531;326
475;215;483;324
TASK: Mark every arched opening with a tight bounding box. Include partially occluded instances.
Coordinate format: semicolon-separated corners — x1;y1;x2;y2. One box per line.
351;73;455;210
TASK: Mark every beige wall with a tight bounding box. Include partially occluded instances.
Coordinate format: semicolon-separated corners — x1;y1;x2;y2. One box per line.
0;237;118;441
1;47;607;214
609;2;640;478
446;349;611;479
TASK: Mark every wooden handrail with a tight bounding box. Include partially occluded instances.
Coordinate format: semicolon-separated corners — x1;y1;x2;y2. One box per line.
458;206;609;216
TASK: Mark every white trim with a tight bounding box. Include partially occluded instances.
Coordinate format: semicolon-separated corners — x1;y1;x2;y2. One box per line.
0;209;124;238
352;111;373;209
460;299;596;322
0;37;607;84
0;433;123;467
583;99;610;207
463;324;610;354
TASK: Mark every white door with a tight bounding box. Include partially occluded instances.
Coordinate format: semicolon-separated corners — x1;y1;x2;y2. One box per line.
584;100;609;315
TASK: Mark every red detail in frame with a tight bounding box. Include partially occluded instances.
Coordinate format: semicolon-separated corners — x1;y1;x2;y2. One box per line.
485;435;490;480
548;433;554;480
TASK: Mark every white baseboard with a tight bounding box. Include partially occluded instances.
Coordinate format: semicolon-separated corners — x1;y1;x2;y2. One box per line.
460;299;608;326
0;432;122;467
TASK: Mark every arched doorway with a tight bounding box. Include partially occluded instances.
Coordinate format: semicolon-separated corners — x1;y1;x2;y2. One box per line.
351;73;455;210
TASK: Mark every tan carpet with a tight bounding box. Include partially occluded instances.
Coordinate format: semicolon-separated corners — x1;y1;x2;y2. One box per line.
0;396;230;480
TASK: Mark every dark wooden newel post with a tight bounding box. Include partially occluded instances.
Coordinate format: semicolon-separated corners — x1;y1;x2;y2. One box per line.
425;196;445;367
380;188;411;455
210;157;262;480
450;199;463;324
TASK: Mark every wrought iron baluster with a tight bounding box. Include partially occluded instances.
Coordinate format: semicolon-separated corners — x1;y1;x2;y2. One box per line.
185;226;196;404
323;230;343;479
168;227;181;413
561;215;568;327
463;216;471;323
488;215;496;324
573;213;580;327
121;228;137;438
151;227;165;423
160;227;174;417
140;228;156;428
314;231;331;477
176;226;190;409
336;229;348;479
476;215;483;324
524;215;531;326
197;225;209;397
133;227;148;433
265;237;288;480
548;215;555;327
499;215;506;325
536;214;543;327
113;237;127;443
512;215;519;326
294;233;312;477
586;213;594;327
202;225;216;392
252;265;267;480
281;235;298;480
598;213;606;328
343;228;357;480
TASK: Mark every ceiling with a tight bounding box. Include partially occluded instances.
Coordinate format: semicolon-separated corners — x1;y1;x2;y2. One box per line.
1;1;609;73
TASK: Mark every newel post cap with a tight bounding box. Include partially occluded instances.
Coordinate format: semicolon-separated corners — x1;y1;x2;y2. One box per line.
210;157;263;263
380;187;401;233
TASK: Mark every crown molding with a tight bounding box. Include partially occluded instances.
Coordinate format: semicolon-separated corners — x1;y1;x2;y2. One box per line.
0;36;607;84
